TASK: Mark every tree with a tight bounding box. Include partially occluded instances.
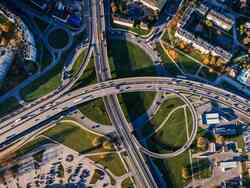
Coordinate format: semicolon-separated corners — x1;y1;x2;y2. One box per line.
92;137;103;146
111;2;118;13
215;135;225;145
102;140;113;150
181;167;190;179
197;136;208;151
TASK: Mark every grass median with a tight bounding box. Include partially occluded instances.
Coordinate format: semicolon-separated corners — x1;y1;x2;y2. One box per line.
16;120;112;156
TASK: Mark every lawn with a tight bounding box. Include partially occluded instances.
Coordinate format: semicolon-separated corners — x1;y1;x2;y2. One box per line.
77;98;111;125
89;153;126;176
37;43;53;70
21;62;62;102
152;107;192;152
43;121;109;154
177;52;201;75
118;92;156;122
190;159;212;179
155;43;181;76
48;29;69;49
0;97;21;118
121;177;134;188
71;49;87;76
71;56;96;90
154;150;190;188
33;17;49;32
148;96;185;126
108;39;156;78
112;23;151;36
21;46;73;102
16;121;111;155
140;96;186;139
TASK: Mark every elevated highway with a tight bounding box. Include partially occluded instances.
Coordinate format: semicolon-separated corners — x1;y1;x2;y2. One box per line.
0;76;250;155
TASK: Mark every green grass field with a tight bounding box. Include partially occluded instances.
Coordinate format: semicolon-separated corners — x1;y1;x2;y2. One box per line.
0;97;21;117
16;121;111;156
43;121;109;153
21;62;62;102
108;39;156;78
118;92;156;122
112;23;151;36
152;107;192;152
77;98;111;125
33;17;49;32
72;56;96;90
122;177;134;188
89;153;126;176
154;151;190;188
177;53;201;75
71;49;87;76
155;43;181;76
148;96;185;126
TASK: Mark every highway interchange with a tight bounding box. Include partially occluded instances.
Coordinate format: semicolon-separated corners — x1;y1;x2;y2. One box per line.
2;0;250;187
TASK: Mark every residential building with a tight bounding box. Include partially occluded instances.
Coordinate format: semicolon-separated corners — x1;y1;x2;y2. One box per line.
175;7;233;62
214;125;238;136
237;68;250;86
206;10;234;31
136;0;167;12
112;15;134;28
220;161;238;172
203;113;220;125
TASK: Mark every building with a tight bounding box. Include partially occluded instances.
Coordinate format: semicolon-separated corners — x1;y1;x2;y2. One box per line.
214;125;238;136
175;7;233;62
220;161;238;172
237;69;250;86
112;15;134;28
136;0;167;12
206;10;234;31
203;113;220;125
0;48;14;82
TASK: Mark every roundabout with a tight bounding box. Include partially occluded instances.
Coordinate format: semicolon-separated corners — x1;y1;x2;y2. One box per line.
47;28;71;50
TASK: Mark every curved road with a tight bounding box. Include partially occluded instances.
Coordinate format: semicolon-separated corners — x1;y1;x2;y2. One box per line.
1;76;250;157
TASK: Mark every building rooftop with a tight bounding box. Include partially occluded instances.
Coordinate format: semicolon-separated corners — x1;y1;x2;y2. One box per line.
237;69;250;87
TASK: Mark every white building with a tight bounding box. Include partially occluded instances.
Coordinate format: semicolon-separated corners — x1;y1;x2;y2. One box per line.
206;10;234;31
220;161;238;172
237;69;250;87
175;7;233;62
204;113;220;125
112;16;134;28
